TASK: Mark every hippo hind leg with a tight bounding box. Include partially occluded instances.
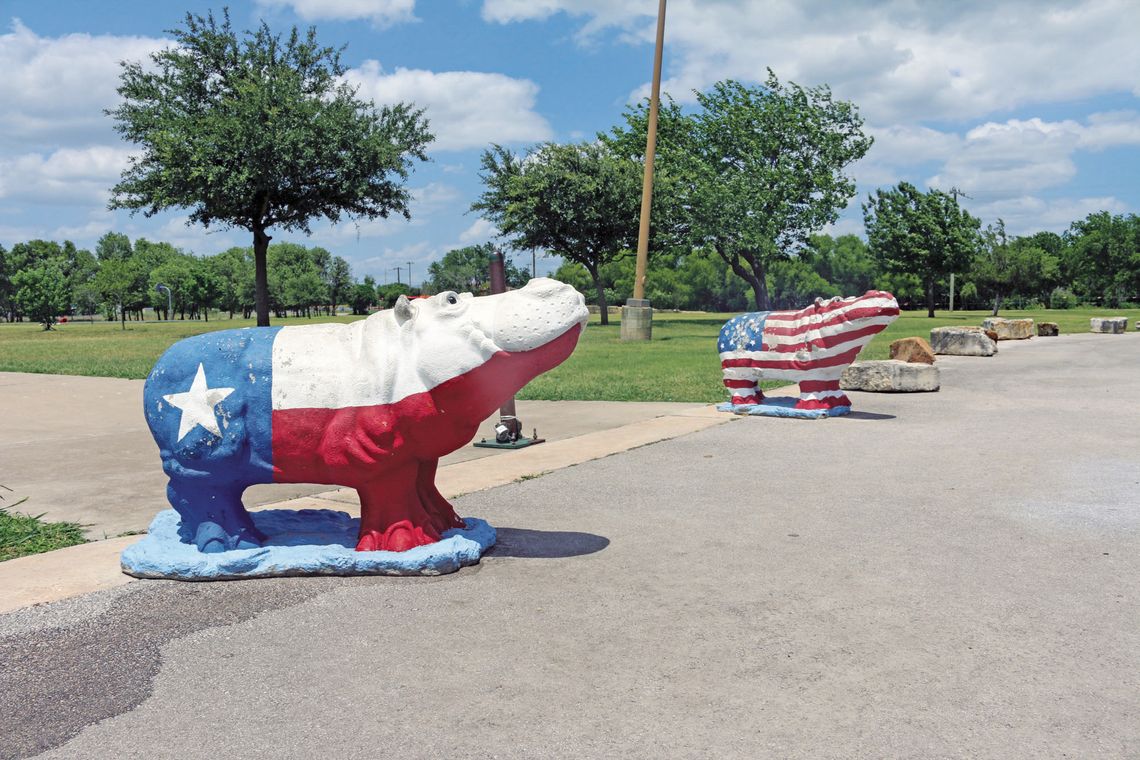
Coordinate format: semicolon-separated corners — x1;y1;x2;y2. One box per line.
417;459;465;534
166;479;266;553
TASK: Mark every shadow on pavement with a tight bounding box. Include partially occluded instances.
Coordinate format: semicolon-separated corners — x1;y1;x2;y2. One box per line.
842;410;897;421
488;528;610;559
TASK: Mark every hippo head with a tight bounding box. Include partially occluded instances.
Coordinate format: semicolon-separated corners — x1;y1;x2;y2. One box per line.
392;277;589;407
813;290;899;326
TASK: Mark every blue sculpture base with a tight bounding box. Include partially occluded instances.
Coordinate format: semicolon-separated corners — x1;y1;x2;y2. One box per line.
121;509;496;580
717;396;851;419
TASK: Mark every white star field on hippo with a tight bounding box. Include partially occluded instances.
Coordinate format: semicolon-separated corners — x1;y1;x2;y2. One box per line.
162;363;235;441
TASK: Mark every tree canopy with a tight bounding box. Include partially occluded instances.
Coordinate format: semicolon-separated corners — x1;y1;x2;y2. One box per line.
472;141;642;323
609;73;872;311
426;243;529;295
107;9;433;325
863;182;981;317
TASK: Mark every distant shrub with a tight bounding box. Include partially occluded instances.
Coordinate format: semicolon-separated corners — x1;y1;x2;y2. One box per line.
1049;287;1079;310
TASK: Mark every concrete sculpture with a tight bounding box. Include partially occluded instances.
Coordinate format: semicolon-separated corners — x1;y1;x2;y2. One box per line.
141;278;588;555
717;291;899;418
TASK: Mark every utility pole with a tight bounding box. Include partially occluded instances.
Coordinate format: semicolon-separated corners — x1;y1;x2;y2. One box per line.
621;0;666;342
406;261;413;290
947;187;969;313
393;266;402;285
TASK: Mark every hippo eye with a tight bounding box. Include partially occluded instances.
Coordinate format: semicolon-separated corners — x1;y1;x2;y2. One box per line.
446;293;458;305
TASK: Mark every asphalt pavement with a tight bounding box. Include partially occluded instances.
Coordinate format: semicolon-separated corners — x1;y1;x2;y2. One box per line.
2;332;1139;759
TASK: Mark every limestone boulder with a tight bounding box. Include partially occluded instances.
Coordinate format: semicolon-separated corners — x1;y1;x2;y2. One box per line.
982;317;1034;340
840;360;940;392
1091;317;1128;334
930;326;997;356
889;336;936;364
1037;322;1059;336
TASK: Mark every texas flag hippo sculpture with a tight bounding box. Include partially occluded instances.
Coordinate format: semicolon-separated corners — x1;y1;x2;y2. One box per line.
717;291;899;416
143;278;588;555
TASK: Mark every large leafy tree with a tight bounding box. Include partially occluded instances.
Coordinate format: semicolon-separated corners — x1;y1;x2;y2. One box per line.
472;141;642;324
1062;211;1140;307
971;220;1059;315
426;243;528;295
610;74;872;311
12;260;71;330
107;10;432;326
863;182;981;317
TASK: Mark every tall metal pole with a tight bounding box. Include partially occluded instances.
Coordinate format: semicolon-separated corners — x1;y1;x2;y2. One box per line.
407;261;413;289
393;266;402;285
634;0;666;301
622;0;666;341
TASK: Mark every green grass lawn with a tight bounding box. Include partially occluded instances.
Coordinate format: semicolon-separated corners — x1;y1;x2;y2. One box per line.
1;307;1136;403
0;491;87;561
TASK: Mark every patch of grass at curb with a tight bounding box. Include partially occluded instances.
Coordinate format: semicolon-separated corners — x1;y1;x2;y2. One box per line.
0;490;88;562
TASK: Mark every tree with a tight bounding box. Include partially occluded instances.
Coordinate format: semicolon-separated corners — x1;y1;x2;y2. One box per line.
94;259;136;330
1062;212;1140;306
95;232;133;262
971;220;1059;315
863;182;981;317
0;244;11;321
325;255;352;314
12;260;71;330
473;141;642;324
349;275;377;315
209;247;255;318
802;234;880;296
614;74;871;311
426;243;528;295
107;10;433;327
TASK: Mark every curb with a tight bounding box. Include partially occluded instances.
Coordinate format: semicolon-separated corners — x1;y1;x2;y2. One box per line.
0;405;730;614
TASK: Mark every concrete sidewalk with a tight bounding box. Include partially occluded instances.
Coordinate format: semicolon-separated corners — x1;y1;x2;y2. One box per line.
2;333;1139;758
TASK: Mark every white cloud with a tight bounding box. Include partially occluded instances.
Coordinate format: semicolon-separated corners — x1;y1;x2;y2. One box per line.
483;0;1140;125
0;146;134;204
970;194;1129;234
926;112;1140;195
0;20;167;150
256;0;416;26
344;61;553;151
458;217;499;243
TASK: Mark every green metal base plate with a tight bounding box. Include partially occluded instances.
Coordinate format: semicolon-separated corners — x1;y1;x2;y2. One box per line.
472;436;545;450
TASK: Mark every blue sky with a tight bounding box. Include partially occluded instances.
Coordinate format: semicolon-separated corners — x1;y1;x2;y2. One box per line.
2;0;1138;287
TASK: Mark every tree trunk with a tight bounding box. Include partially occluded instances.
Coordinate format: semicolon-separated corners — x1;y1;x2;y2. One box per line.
253;226;272;327
926;279;936;318
991;293;1002;317
586;265;608;326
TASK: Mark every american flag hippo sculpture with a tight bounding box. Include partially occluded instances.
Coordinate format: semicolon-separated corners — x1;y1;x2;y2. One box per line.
143;278;588;555
718;291;899;415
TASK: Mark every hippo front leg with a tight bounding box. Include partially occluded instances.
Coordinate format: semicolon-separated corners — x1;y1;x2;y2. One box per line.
795;378;851;411
356;466;442;552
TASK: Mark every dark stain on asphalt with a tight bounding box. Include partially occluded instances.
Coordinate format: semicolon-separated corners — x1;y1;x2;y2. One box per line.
0;576;399;759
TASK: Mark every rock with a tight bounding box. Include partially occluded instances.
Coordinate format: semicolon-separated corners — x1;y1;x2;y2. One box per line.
982;317;1035;340
931;326;997;356
1091;317;1128;334
984;329;1000;343
840;360;940;392
889;336;936;364
1037;322;1059;336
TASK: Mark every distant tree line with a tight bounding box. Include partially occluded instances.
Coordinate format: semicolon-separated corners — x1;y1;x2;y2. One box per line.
547;206;1140;316
0;232;413;330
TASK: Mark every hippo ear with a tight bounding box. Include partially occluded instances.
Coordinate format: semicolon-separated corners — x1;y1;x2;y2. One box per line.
394;295;415;325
